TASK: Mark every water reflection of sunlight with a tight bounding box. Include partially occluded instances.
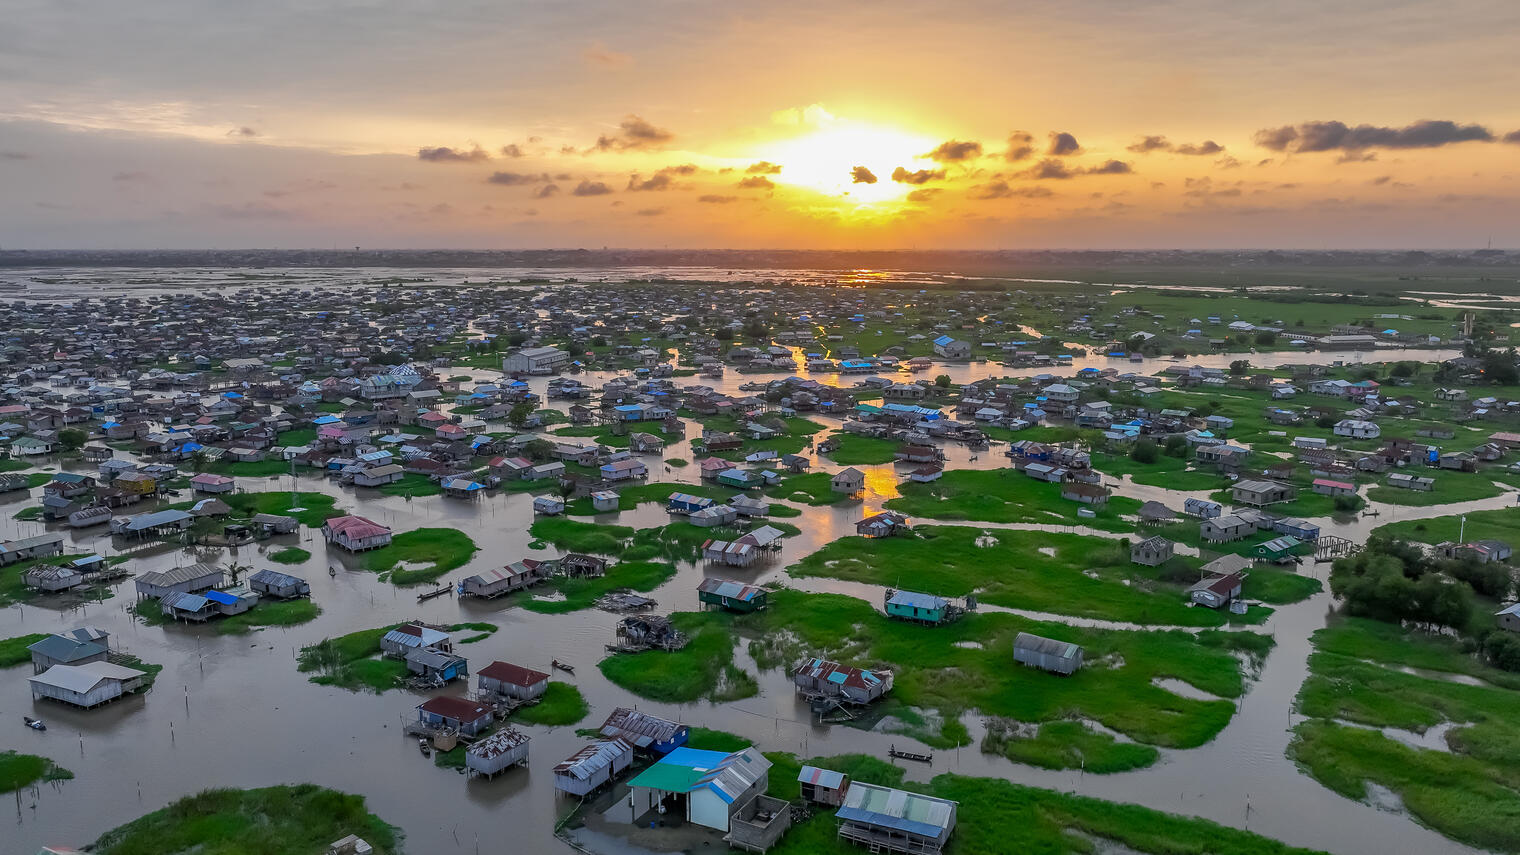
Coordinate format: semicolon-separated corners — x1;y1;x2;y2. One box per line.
862;467;901;505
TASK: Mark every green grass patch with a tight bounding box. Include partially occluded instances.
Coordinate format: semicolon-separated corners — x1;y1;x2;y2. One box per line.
12;506;42;520
686;727;751;752
1290;616;1520;851
213;599;322;635
528;518;633;554
91;784;398;855
373;472;441;497
276;427;317;447
884;469;1142;532
268;547;311;565
763;472;852;505
763;758;1327;855
823;434;900;465
0;751;72;793
743;589;1267;757
201;458;301;477
221;491;340;528
790;526;1244;626
298;625;407;693
515;561;676;614
0;632;48;668
359;527;479;585
598;611;757;703
665;458;688;467
1366;469;1511;507
1375;507;1520;545
982;720;1159;773
514;682;589;726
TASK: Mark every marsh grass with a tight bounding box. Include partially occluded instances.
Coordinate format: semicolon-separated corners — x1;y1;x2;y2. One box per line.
91;784;398;855
0;751;72;793
214;599;322;635
360;528;478;585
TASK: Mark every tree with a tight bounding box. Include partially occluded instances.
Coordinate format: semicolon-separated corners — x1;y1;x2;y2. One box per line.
507;401;535;428
934;374;952;389
1129;438;1159;464
1481;349;1519;385
57;428;87;451
1170;347;1188;359
523;439;554;462
1391;361;1416;378
1163;434;1188;458
1229;359;1249;376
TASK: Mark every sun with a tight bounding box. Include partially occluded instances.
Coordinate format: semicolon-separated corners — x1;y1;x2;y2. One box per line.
761;121;942;204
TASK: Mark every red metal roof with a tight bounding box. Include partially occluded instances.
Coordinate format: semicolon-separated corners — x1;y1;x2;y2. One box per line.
478;661;549;687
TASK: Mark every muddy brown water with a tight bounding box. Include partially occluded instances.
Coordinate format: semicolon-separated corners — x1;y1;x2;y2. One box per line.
2;361;1507;855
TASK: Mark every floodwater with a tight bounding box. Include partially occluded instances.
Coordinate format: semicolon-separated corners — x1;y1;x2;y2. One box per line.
2;366;1507;854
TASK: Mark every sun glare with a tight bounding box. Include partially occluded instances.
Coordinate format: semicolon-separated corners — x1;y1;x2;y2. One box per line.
763;122;941;205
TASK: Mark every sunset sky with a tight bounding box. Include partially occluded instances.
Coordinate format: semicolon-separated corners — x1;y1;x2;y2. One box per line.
3;0;1519;250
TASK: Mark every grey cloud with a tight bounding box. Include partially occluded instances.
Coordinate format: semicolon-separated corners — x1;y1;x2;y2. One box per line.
1004;131;1035;162
1085;160;1133;175
1128;136;1222;156
486;171;548;185
698;194;738;203
227;126;259;138
627;173;673;191
891;166;945;185
589;115;674;152
571;180;613;196
418;145;490;163
1506;130;1520;144
906;188;942;202
534;183;561;198
1173;140;1224;156
1020;159;1075;180
850;166;877;184
1254;120;1494;152
1047;132;1082;155
634;207;664;216
924;140;982;162
968;180;1053;199
1126;135;1171;153
2;151;31;160
746;161;782;174
500;144;525;158
737;176;774;190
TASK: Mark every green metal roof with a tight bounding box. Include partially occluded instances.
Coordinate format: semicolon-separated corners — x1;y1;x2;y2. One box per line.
627;763;705;793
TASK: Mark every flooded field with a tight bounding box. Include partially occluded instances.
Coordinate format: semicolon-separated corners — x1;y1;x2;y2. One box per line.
3;356;1508;855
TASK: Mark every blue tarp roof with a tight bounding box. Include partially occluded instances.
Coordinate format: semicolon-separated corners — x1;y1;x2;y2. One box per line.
204;590;238;605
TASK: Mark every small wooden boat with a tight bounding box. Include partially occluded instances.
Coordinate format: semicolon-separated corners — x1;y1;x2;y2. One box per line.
417;738;431;756
888;745;932;764
417;584;451;602
551;659;575;675
23;716;45;731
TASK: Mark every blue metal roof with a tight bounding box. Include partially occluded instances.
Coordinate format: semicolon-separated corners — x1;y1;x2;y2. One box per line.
204;590;238;605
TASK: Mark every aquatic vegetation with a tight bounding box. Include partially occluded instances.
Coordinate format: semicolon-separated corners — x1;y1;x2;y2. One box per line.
359;527;479;585
91;784;398;855
267;547;311;564
0;632;49;668
1290;617;1520;851
0;751;72;794
743;589;1268;755
514;682;589;726
213;599;322;635
598;611;757;703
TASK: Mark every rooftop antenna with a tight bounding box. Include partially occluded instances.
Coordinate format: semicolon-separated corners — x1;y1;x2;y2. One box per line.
287;457;305;514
